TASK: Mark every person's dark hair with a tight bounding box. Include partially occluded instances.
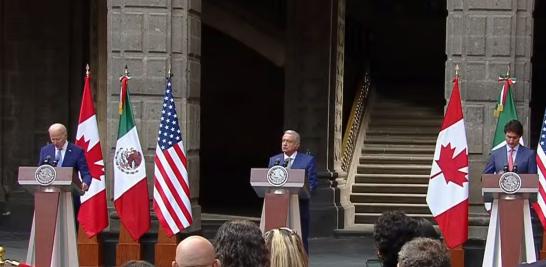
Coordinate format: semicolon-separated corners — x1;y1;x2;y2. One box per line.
504;120;523;136
398;237;450;267
373;211;419;267
214;220;269;267
119;260;155;267
414;218;440;240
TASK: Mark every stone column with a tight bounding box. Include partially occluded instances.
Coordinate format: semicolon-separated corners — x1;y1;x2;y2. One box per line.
285;0;344;236
108;0;202;232
445;0;534;221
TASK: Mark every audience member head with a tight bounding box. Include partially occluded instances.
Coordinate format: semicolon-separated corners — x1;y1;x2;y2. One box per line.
120;260;155;267
414;217;440;240
172;235;220;267
373;211;418;267
264;227;308;267
214;220;269;267
398;237;450;267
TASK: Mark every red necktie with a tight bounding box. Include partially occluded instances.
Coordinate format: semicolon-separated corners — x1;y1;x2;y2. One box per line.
508;148;514;172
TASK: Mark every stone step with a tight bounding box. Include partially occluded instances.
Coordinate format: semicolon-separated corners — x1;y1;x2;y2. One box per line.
365;136;437;145
354;212;433;224
350;193;426;204
355;173;430;184
362;144;435;154
352;183;428;194
357;164;431;175
369;118;441;127
371;110;442;119
359;154;433;165
366;127;439;136
354;203;431;214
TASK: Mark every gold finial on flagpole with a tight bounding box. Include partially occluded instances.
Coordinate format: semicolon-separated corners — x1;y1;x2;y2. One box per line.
506;64;511;78
455;64;459;77
86;64;90;77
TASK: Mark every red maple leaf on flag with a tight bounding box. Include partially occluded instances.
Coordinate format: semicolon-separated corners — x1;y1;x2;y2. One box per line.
435;143;468;187
76;137;105;181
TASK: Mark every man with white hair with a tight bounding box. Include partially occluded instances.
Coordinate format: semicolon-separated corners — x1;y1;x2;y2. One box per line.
268;130;317;252
172;235;220;267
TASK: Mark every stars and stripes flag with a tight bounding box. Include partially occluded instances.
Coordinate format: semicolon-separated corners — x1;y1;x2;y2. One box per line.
426;75;469;248
75;67;108;237
113;73;150;240
153;77;193;236
533;108;546;227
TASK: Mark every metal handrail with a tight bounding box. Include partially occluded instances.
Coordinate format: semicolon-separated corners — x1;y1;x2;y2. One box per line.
341;72;372;173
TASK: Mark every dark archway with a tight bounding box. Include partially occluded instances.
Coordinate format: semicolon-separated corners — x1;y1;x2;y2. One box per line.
531;2;546;146
200;25;284;216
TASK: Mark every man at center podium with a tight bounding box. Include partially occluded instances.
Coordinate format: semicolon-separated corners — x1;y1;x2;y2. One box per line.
268;130;317;253
38;123;92;214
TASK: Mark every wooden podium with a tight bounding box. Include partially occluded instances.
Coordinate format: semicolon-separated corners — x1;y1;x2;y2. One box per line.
18;166;82;267
482;173;538;267
250;167;308;234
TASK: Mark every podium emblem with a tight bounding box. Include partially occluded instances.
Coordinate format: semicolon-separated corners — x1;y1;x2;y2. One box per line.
499;172;522;194
267;166;289;186
34;165;57;186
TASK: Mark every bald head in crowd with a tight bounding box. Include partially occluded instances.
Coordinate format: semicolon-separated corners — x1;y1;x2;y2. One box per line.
172;235;220;267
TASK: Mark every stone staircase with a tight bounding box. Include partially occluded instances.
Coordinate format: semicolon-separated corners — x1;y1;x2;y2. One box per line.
350;93;443;224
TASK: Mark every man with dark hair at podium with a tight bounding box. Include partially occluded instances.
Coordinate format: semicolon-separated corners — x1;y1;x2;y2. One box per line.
484;119;537;174
268;129;317;252
38;123;91;215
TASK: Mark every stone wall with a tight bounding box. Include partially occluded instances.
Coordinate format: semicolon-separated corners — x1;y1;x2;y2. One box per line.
445;0;534;208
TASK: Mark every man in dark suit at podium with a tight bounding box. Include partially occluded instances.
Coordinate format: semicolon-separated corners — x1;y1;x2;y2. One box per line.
38;123;91;215
268;130;317;252
484;120;537;174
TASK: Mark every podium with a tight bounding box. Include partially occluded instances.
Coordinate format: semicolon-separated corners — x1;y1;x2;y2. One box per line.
250;167;308;234
18;166;82;267
482;173;538;267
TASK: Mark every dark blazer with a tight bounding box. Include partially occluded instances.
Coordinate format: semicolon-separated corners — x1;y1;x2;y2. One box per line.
484;145;537;174
38;142;92;185
268;152;318;191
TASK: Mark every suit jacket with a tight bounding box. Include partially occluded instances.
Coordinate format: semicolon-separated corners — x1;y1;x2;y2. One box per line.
38;142;92;185
483;145;537;174
268;152;318;192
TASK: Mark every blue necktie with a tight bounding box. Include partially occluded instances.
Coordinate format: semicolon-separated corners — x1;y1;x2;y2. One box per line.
56;149;63;167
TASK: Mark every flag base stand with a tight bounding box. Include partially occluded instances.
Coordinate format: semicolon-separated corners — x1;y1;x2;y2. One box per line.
77;228;103;267
154;228;177;267
448;245;464;267
116;225;142;266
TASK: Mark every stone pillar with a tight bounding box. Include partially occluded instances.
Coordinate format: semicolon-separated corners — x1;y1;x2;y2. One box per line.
285;0;344;236
445;0;534;220
108;0;202;232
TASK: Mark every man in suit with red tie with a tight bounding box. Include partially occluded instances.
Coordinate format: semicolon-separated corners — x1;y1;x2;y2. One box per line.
268;130;317;253
484;120;537;174
38;123;91;216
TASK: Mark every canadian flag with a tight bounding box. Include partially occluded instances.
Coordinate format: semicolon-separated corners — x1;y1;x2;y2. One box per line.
75;68;108;237
426;76;469;248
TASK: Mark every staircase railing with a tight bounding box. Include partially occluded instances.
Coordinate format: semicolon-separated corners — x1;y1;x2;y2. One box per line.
341;72;372;173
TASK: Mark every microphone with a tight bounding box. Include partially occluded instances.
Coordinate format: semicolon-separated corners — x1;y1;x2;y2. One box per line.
41;155;52;166
274;159;280;166
513;165;518;173
283;158;290;167
503;165;509;173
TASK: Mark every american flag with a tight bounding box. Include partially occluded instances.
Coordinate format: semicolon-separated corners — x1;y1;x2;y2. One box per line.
153;77;193;236
533;108;546;228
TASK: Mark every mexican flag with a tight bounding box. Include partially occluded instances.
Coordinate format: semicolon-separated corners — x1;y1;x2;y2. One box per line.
491;77;521;151
113;75;150;241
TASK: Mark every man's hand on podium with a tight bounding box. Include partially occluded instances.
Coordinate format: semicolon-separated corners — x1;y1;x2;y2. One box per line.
81;182;89;192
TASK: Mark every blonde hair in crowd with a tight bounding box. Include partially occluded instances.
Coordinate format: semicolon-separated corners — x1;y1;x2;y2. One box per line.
264;228;308;267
